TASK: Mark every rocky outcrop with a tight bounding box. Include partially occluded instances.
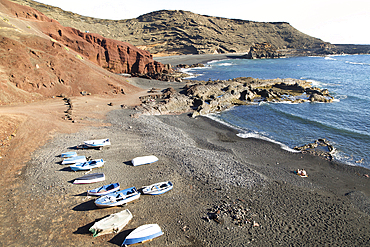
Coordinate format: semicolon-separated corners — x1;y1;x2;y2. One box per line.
294;139;335;160
134;76;334;117
243;43;284;59
14;0;333;56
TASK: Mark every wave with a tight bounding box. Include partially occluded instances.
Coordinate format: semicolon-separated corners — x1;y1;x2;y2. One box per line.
216;62;234;66
236;132;300;153
345;61;370;66
206;113;299;153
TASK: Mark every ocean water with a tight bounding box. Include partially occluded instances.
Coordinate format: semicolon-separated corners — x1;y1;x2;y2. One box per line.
184;55;370;169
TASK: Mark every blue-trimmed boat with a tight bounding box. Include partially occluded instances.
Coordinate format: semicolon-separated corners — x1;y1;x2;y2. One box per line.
84;138;111;148
62;155;87;165
141;181;173;195
87;183;120;196
121;224;163;246
95;187;140;208
61;151;77;158
69;159;105;171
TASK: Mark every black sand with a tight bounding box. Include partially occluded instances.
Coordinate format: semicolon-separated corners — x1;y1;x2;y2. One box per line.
2;108;370;246
1;54;370;246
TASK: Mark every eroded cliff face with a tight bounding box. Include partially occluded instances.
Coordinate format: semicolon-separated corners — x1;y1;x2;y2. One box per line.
38;24;167;75
0;0;156;103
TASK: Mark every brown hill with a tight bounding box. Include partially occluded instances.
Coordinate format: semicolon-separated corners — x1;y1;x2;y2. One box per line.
0;0;166;104
12;0;332;56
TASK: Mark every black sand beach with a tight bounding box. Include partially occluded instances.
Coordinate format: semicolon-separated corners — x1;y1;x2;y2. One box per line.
1;55;370;246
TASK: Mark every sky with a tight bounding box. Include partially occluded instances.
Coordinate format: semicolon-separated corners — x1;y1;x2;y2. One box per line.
34;0;370;44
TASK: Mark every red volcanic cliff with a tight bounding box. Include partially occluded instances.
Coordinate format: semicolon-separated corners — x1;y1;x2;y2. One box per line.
2;0;166;75
38;24;167;75
0;0;167;104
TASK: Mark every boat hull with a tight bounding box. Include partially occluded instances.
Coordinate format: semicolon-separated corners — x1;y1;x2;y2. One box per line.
131;155;158;166
70;159;105;171
73;173;105;184
95;187;140;208
89;209;132;237
87;183;120;196
84;138;111;147
61;151;77;158
122;224;163;246
62;156;87;165
142;181;173;195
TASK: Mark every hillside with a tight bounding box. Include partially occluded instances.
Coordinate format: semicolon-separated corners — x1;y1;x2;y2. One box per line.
11;0;333;56
0;0;168;104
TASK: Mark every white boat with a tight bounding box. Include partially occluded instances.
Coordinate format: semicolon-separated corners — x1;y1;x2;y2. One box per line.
73;173;105;184
87;183;120;196
89;209;132;237
94;187;140;208
141;181;173;195
62;156;87;165
61;151;77;158
84;138;111;148
131;155;158;166
122;224;163;246
69;159;105;171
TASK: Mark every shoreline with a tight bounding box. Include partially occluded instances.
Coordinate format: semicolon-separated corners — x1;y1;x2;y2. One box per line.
1;54;370;246
2;107;370;246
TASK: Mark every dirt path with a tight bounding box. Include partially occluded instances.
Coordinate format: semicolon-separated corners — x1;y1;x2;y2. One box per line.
0;90;146;188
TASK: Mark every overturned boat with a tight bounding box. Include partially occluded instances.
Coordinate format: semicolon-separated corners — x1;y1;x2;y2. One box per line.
141;181;173;195
62;155;87;165
89;209;132;237
70;159;105;171
95;187;140;208
87;183;120;196
73;173;105;184
122;224;163;246
131;155;158;166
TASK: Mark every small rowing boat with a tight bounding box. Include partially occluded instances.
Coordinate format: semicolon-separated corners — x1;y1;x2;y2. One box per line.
121;224;163;246
89;209;132;237
61;156;87;165
61;151;77;158
73;173;105;184
87;183;120;196
84;138;111;148
95;187;140;208
141;181;173;195
69;159;105;171
131;155;158;166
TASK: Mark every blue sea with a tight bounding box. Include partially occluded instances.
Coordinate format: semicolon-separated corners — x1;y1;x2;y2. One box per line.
184;55;370;169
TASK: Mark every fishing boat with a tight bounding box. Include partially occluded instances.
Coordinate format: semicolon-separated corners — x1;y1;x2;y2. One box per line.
131;155;158;166
73;173;105;184
141;181;173;195
121;224;163;246
94;187;140;208
84;138;111;148
61;155;87;165
61;151;77;158
89;209;132;237
87;183;120;196
69;159;105;171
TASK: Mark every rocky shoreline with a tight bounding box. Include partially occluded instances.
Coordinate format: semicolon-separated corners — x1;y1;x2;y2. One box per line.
134;76;333;117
